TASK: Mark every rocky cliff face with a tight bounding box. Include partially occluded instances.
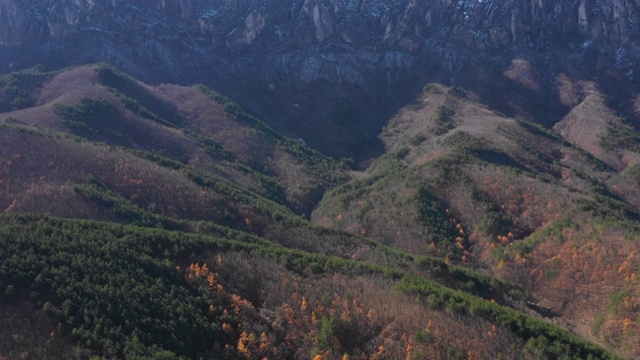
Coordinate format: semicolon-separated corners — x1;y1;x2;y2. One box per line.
1;0;639;158
5;0;638;48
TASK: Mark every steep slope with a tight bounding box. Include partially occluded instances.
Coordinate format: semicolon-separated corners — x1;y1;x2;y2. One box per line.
2;1;640;358
0;64;346;215
0;65;622;359
313;83;640;357
0;213;615;359
2;0;640;159
314;84;614;256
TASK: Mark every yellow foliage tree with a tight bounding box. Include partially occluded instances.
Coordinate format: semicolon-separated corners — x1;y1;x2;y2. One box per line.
207;273;216;289
237;331;251;357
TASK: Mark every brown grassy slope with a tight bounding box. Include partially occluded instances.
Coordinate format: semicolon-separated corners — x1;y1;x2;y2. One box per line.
313;83;640;357
150;83;336;212
1;67;268;195
553;91;623;169
1;65;346;214
0;67;428;273
0;68;623;359
313;84;615;256
0;125;417;271
0;127;242;225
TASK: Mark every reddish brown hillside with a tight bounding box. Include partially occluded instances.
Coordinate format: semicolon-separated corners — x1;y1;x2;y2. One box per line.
313;83;640;357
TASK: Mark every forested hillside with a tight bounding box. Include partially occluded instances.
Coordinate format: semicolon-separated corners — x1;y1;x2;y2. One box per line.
0;64;637;359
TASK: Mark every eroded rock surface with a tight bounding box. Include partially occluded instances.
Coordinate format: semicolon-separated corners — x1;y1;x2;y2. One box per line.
1;0;639;159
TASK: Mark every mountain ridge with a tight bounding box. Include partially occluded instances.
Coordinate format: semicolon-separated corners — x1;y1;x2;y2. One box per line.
1;62;639;358
2;0;640;159
3;1;640;358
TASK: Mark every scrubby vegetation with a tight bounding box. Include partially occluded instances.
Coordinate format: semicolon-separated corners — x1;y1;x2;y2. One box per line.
54;97;118;131
196;83;348;185
312;82;640;358
599;119;640;153
0;213;618;359
0;66;57;111
2;67;640;359
397;276;617;360
432;105;455;135
93;64;346;214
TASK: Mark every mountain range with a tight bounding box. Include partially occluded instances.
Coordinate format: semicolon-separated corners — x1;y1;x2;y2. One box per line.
3;0;640;159
2;0;640;359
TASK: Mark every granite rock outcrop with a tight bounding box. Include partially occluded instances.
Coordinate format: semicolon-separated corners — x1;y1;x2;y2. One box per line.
1;0;639;158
